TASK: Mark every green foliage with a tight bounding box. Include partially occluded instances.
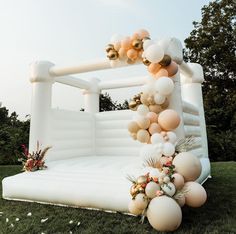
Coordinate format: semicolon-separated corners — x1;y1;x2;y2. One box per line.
99;92;129;112
0;162;235;233
184;0;236;161
0;107;30;165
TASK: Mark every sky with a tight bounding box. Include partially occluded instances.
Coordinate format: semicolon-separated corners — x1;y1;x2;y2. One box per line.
0;0;212;119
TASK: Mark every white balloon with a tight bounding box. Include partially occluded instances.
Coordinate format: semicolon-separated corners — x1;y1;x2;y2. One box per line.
110;34;123;43
145;44;164;63
149;168;161;179
155;77;174;96
154;93;166;105
145;182;160;199
141;83;155;94
151;133;164;144
156;38;171;53
167;132;177;143
137;105;149;116
143;39;155;50
163;142;175;156
161;182;176;196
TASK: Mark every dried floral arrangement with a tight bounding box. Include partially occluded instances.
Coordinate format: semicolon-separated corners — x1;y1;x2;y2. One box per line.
18;142;51;172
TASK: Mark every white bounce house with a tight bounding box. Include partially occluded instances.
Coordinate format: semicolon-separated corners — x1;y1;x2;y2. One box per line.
2;37;210;214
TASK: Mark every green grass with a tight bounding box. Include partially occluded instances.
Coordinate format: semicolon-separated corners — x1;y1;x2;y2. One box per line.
0;162;236;234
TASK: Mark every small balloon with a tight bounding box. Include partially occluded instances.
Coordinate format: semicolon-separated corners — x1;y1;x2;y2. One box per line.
143;39;155;50
137;129;150;143
133;193;148;210
166;61;178;77
146;112;158;123
163;142;175;156
148;63;161;74
151;133;164;144
154;68;169;79
145;182;160;199
121;37;131;50
128;200;143;215
149;123;162;135
128;121;140;133
154;93;166;105
155;77;174;96
149;104;162;114
158;109;180;131
137;104;150;116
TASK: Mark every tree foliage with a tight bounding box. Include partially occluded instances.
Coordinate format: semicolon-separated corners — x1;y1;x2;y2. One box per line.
0;107;30;165
184;0;236;161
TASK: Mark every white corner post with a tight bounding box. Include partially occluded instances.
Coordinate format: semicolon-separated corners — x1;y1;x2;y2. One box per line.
83;78;100;113
29;61;55;152
180;63;209;159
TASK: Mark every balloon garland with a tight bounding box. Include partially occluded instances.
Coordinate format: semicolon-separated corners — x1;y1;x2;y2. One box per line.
106;29;207;232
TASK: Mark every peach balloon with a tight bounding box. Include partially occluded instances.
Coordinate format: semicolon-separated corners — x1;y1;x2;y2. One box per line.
137;29;150;38
128;121;140;133
172;173;185;190
147;196;182;231
158;109;180;131
130;132;137;140
127;49;138;60
148;63;161;74
121;37;131;50
149;105;162;114
146;112;158;123
131;32;140;40
166;61;178;77
173;152;202;182
136;116;150;129
149;123;162;135
137;129;150;143
134;193;148;210
118;47;127;59
154;68;169;79
183;182;207;207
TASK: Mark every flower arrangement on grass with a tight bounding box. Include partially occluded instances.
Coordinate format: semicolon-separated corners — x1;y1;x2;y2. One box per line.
18;142;51;172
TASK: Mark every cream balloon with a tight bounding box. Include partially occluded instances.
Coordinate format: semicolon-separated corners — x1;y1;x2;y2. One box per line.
137;105;149;116
147;196;182;231
175;195;185;207
133;193;148;210
167;131;177;143
145;182;160;199
173;152;202;181
163;142;175;156
128;200;143;215
151;133;164;144
127;121;140;133
161;182;176;196
183;182;207;207
149;104;162;114
172;173;185;190
137;129;150;143
154;93;166;105
155;77;174;96
136;116;150;129
110;34;123;43
145;44;164;63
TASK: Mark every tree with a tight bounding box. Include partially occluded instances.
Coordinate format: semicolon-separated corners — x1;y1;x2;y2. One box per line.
184;0;236;161
0;107;30;165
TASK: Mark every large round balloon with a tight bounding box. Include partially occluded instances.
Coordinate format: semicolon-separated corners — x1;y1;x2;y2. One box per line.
183;182;207;207
173;152;202;181
147;196;182;231
158;109;180;131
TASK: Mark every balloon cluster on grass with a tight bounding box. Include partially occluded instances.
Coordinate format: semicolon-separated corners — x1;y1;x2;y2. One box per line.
116;29;208;232
128;150;207;232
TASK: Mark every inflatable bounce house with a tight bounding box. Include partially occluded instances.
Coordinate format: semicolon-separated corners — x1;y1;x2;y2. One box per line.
2;30;211;231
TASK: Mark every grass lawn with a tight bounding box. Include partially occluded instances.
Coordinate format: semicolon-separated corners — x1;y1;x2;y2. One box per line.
0;162;235;234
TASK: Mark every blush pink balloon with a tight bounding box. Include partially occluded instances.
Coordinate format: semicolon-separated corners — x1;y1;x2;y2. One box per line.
172;173;185;190
147;112;158;123
154;68;169;79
